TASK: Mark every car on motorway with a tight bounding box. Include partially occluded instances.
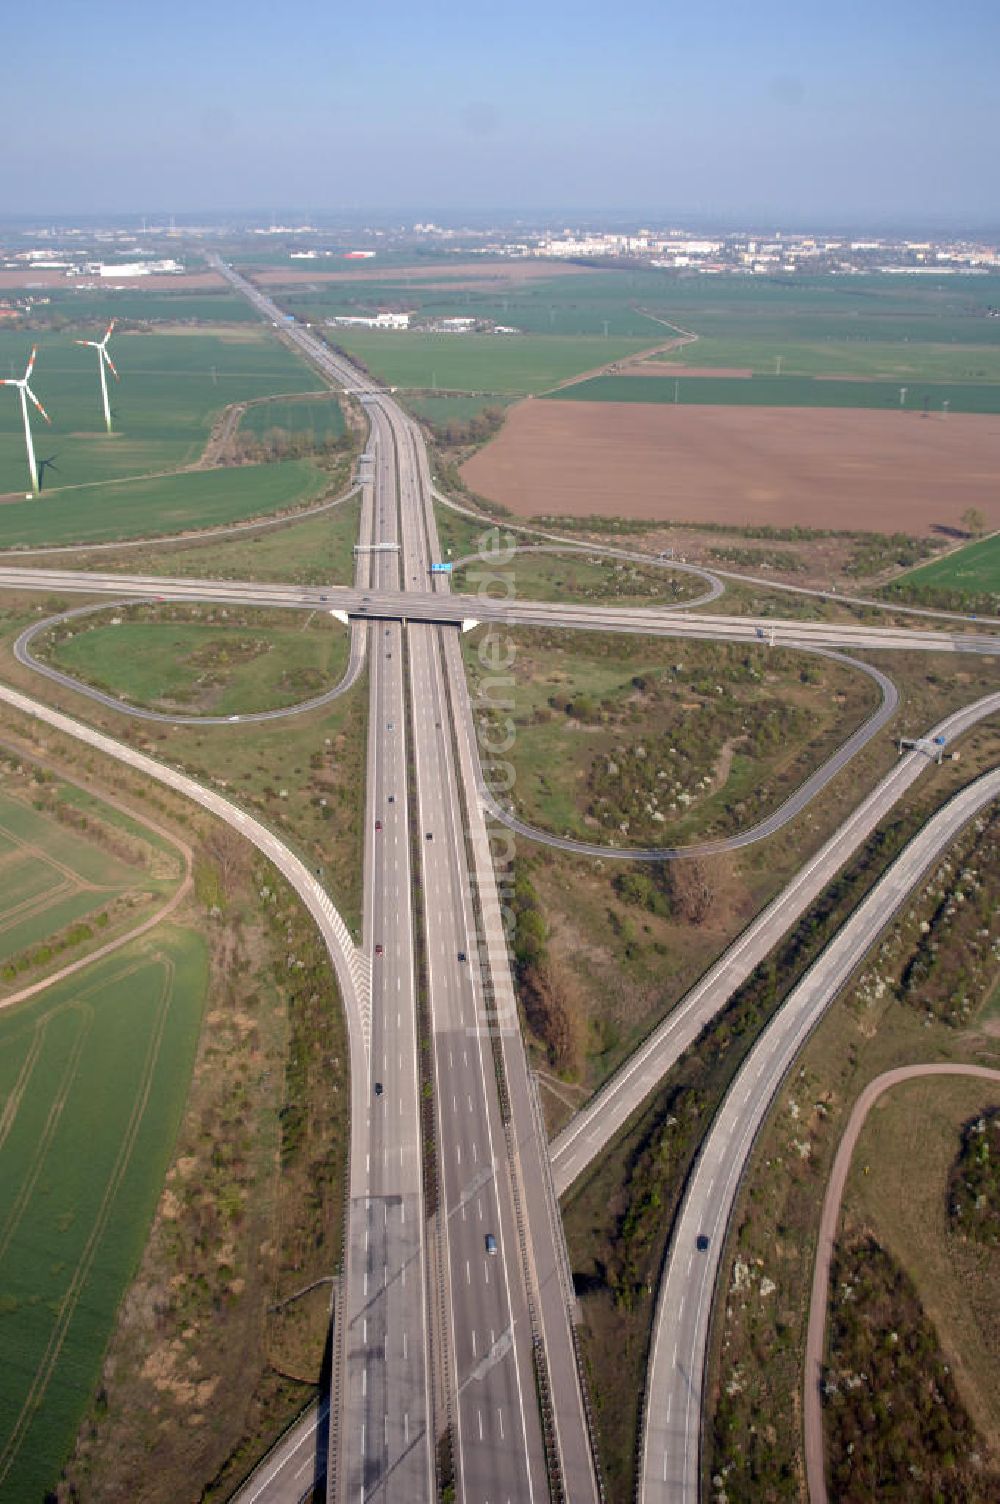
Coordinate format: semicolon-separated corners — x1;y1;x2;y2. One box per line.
387;794;395;803
458;950;467;962
375;819;382;831
485;1234;498;1256
696;1234;710;1251
374;1082;383;1097
375;943;384;956
426;831;433;841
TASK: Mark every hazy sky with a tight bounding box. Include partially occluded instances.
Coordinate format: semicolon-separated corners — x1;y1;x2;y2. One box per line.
4;0;997;224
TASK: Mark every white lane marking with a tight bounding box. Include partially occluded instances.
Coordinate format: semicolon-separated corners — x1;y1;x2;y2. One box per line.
466;1260;471;1286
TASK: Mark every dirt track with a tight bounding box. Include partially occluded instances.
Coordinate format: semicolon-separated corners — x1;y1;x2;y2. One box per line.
461;400;1000;533
803;1064;1000;1504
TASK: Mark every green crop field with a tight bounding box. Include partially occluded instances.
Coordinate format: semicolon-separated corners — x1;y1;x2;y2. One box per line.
86;492;363;588
0;459;326;548
240;394;345;440
404;392;510;425
0;791;170;977
889;533;1000;599
327;330;657;395
282;269;677;338
0;325;319;495
290;268;1000;405
47;606;350;715
651;336;1000;382
0;930;208;1500
287;266;1000;353
628;271;1000;346
24;287;260;326
553;372;1000;413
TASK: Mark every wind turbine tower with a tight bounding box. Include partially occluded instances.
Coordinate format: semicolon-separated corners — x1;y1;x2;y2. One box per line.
76;320;119;432
0;347;51;496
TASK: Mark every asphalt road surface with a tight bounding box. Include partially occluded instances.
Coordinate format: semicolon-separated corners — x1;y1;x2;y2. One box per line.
641;765;1000;1504
1;566;997;657
550;688;1000;1199
478;648;898;862
212;256;599;1503
337;415;436;1503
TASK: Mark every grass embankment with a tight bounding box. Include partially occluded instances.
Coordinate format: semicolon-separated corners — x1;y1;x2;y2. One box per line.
558;719;1000;1502
0;325;320;496
0;593;367;936
706;806;1000;1503
0;703;352;1503
497;648;999;1106
434;487;952;597
405;392;511;431
824;1233;999;1503
464;629;879;847
42;604;350;716
455;551;706;606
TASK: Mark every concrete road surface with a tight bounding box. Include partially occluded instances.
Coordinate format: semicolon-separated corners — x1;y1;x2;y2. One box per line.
641;765;1000;1504
1;566;997;657
551;688;1000;1199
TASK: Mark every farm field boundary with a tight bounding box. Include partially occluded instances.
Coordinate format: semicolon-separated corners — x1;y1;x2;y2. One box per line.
460;400;1000;533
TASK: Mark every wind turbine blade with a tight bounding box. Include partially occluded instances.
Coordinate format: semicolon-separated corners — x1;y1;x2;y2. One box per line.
25;346;38;380
103;350;120;381
25;386;51;423
0;378;18;387
104;319;116;341
76;339;99;348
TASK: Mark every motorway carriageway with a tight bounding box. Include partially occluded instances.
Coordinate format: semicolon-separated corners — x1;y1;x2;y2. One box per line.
0;566;997;657
641;763;1000;1503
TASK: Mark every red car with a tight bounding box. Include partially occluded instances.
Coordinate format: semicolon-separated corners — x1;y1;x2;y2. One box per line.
375;819;383;831
375;943;384;956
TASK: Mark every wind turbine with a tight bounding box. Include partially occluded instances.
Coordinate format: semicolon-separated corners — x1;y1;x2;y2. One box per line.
76;319;119;432
0;347;51;496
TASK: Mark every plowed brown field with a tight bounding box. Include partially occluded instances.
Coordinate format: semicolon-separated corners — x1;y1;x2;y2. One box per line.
461;400;1000;533
0;270;226;290
253;260;588;287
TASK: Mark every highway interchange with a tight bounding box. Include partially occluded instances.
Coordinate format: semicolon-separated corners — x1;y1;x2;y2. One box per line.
2;256;996;1504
